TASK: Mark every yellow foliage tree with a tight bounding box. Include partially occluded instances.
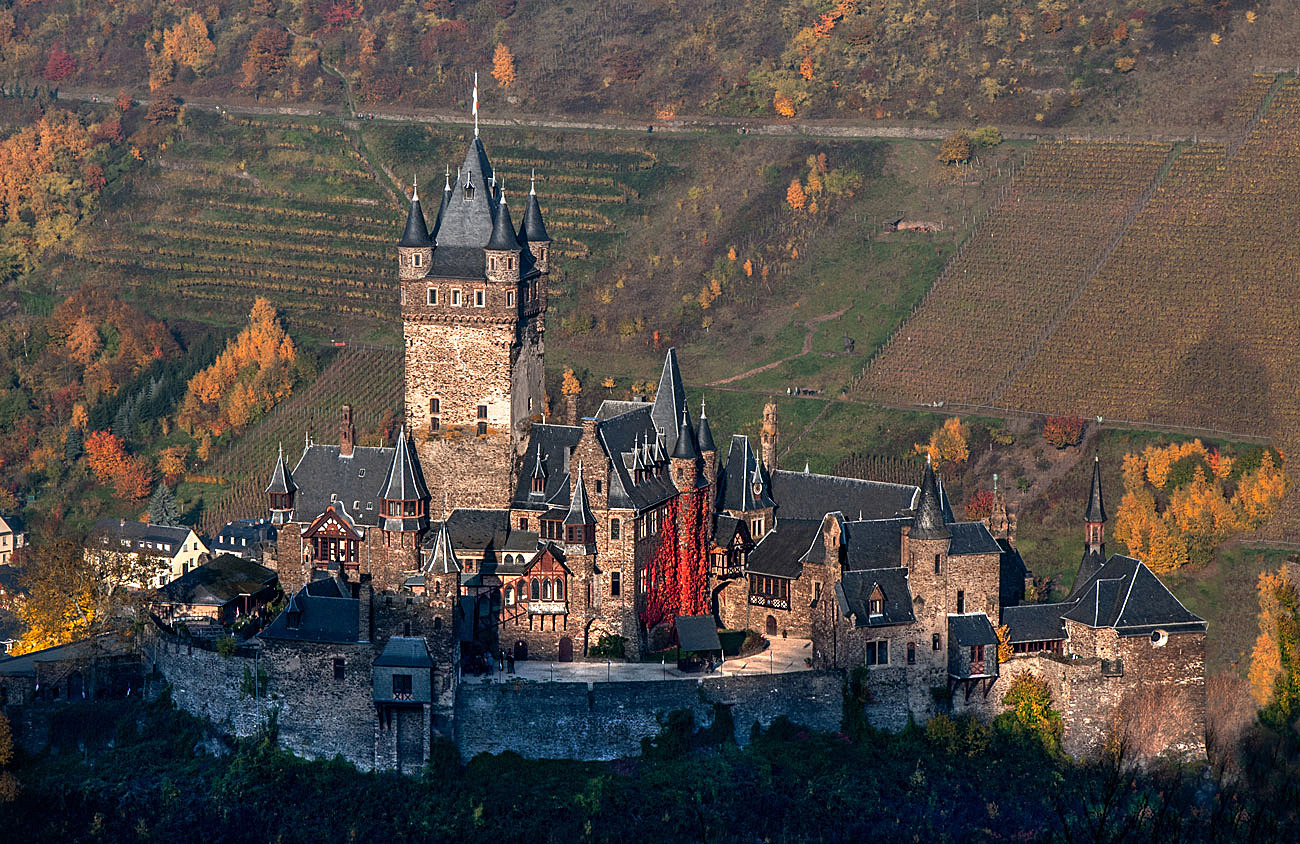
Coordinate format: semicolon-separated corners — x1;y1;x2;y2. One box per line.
1234;451;1287;526
163;12;216;75
914;417;969;466
492;43;517;88
1249;567;1295;705
995;624;1013;663
561;367;581;396
773;90;795;117
786;178;806;211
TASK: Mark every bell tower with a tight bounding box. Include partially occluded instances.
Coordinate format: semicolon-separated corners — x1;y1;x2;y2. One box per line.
401;135;550;510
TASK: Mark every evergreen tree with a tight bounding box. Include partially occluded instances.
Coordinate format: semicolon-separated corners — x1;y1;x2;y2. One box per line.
64;427;83;462
148;484;180;526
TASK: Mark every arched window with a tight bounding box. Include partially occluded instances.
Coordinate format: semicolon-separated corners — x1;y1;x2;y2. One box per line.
531;578;540;600
517;579;527;600
555;578;565;600
505;586;515;605
542;580;552;600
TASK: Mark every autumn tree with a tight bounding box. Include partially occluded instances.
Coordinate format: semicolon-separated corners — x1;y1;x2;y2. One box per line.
1249;566;1296;706
995;672;1062;753
156;445;189;485
42;45;76;82
786;178;806;211
773;90;795;117
162;12;217;76
84;431;154;501
145;94;182;125
938;131;973;164
15;539;151;655
492;43;517;88
995;624;1014;664
1042;415;1084;449
240;26;291;90
915;417;969;466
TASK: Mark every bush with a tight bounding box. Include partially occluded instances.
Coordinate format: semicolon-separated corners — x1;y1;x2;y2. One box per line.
971;126;1003;148
938;131;973;164
589;634;626;659
1042;416;1084;449
995;673;1063;754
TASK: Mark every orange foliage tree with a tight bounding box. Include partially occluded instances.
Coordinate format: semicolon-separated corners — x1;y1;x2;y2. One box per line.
1249;567;1295;706
914;417;969;467
786;178;806;211
178;298;301;441
492;43;517;88
240;26;290;89
84;430;153;500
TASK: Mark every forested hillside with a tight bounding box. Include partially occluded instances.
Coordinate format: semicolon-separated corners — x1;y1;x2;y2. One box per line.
0;0;1279;126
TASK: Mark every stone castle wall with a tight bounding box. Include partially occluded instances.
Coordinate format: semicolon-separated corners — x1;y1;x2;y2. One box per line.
453;671;844;761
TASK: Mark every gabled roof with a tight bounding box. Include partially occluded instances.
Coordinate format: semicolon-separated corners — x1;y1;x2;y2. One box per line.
675;615;722;653
948;522;1002;556
718;435;775;512
398;183;433;248
948;612;999;646
155;553;277;608
1086;457;1107;523
511;423;583;509
1062;555;1206;635
912;459;950;540
713;515;749;549
835;567;915;627
1001;602;1070;643
1067;549;1106;602
289;443;395;527
266;443;296;495
650;348;689;454
260;577;359;644
89;519;199;558
768;469;915;522
374;636;434;669
746;519;822;578
436;137;498;250
594;405;679;513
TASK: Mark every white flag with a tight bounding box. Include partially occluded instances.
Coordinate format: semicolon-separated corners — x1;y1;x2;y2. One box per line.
473;72;479;136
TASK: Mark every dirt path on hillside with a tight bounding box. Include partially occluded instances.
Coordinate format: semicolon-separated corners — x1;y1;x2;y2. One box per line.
55;88;1219;146
708;305;851;388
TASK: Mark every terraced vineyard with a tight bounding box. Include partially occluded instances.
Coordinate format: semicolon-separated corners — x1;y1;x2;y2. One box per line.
855;139;1173;405
857;75;1300;538
193;345;403;534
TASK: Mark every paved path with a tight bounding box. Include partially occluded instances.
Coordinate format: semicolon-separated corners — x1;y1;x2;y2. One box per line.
462;637;814;684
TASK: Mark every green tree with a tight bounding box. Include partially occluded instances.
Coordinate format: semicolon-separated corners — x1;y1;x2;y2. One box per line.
148;484;180;526
995;672;1063;753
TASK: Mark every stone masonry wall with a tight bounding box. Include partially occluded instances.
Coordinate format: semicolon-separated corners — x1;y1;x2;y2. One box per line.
454;671;844;761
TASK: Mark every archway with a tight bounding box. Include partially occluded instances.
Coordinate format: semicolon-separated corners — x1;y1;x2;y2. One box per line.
514;640;528;661
765;615;777;636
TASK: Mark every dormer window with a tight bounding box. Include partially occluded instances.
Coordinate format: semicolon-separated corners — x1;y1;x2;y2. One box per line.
464;179;474;201
532;476;545;494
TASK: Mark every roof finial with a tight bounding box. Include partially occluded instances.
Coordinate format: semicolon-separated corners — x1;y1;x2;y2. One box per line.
530;168;536;195
926;451;932;465
412;173;418;202
472;71;479;138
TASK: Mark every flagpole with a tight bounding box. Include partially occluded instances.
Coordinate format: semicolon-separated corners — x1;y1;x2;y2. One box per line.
473;72;479;138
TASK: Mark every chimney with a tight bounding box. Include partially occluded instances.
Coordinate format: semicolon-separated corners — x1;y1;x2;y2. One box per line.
339;405;356;457
761;401;778;473
357;574;372;643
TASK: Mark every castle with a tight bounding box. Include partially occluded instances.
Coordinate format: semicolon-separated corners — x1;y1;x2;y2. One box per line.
141;130;1207;770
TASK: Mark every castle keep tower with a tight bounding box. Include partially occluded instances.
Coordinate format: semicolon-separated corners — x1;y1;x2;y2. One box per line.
400;137;550;510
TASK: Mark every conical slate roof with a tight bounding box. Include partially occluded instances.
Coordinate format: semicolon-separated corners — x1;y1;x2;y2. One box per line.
380;427;430;502
487;191;522;251
672;405;700;461
563;463;594;526
651;348;689;453
697;399;716;453
436;137;498;249
266;442;296;495
398;181;433;248
1086;457;1107;523
911;458;950;541
426;521;460;575
520;174;551;243
431;169;453;240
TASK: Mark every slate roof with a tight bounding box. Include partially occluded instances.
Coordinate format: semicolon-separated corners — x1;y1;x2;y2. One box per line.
1086;457;1107;523
1001;603;1070;643
676;615;722;653
520;180;551;243
713;515;746;549
212;519;277;556
374;636;434;668
260;576;359;644
425;521;460;575
697;403;717;453
436;137;497;250
0;635;133;677
89;519;199;559
671;404;700;461
428;245;488;280
837;518;909;571
746;519;822;578
511;423;583;509
156;554;277;608
912;460;950;540
564;464;594;526
1062;555;1206;636
1067;549;1107;602
398;187;433;248
487;193;522;251
289;443;395;527
431;171;452;240
595;405;679;512
949;613;999;647
835;567;915;627
650;348;689;455
768;469;915;522
266;443;295;495
718;435;775;512
948;522;1003;556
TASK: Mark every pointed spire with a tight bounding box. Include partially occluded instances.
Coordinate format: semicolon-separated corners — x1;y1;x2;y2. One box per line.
265;442;296;495
427;520;460;575
912;458;950;541
1086;456;1107;523
696;396;716;453
563;462;594;526
521;171;551;244
672;404;700;460
651;348;688;452
472;71;479;138
487;188;521;251
398;176;433;248
804;462;810;474
412;173;419;202
380;426;430;505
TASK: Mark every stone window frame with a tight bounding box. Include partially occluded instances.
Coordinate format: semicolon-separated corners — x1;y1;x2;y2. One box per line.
907;642;916;664
332;657;345;681
610;571;621;596
451;288;462;307
427;286;438;306
865;640;889;667
474;288;486;307
413;253;423;268
932;633;941;651
506;290;515;308
610;518;620;540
